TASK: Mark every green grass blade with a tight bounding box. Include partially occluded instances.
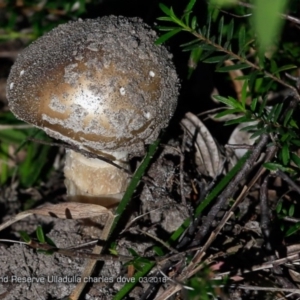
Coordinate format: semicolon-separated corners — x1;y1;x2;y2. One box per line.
109;139;161;236
168;151;251;244
110;140;161;299
112;261;155;300
155;28;181;44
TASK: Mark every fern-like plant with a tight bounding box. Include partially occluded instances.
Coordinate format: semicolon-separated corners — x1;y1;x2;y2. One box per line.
156;0;300;174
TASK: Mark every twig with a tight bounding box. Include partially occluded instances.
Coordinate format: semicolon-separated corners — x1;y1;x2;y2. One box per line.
276;169;300;195
260;175;272;252
180;132;187;206
282;216;300;223
197;107;227;117
27;239;133;262
230;284;300;293
120;205;170;234
69;214;116;300
137;229;179;254
186;207;238;279
258;171;295;295
0;124;33;130
141;261;174;300
192;133;269;246
225;144;254;150
215;248;300;279
155;140;277;300
237;1;300;26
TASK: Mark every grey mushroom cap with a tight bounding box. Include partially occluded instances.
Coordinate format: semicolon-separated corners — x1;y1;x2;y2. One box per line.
7;16;180;156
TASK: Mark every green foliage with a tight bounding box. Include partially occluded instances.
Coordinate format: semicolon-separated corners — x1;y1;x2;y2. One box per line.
19;225;57;254
156;0;296;86
253;0;288;53
211;83;300;169
275;198;300;237
0;112;53;188
210;0;288;53
285;222;300;237
158;0;300;91
153;245;165;256
157;0;300;171
36;225;45;243
210;0;237;5
187;265;228;300
0;1;90;194
19;230;31;243
0;0;92;41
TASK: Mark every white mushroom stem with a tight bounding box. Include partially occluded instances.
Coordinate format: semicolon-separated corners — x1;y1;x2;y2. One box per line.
64;150;130;207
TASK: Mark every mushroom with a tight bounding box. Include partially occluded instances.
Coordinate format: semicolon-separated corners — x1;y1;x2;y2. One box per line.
6;16;179;205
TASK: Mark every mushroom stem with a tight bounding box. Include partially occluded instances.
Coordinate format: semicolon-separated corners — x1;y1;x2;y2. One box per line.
64;150;130;207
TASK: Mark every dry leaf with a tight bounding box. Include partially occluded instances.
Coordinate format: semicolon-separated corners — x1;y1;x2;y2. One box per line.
289;269;300;288
181;112;223;177
0;202;112;232
287;244;300;255
228;121;258;159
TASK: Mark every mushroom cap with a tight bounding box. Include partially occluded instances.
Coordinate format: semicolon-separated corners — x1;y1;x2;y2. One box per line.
7;16;179;155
